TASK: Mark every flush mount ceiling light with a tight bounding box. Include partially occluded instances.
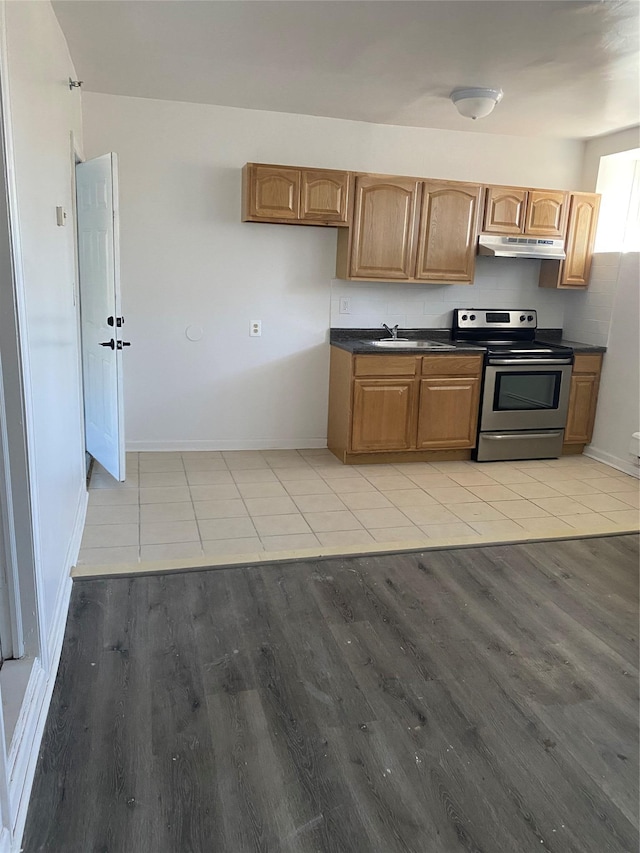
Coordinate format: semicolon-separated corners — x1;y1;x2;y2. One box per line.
450;87;504;120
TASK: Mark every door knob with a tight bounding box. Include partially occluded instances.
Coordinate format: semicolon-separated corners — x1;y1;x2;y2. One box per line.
116;341;131;350
99;339;115;349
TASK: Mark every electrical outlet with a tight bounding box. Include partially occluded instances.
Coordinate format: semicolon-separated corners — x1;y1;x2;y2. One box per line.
250;320;262;337
339;297;351;314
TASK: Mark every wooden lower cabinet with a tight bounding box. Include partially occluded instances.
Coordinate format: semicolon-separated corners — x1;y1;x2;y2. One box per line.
328;348;484;462
564;353;603;448
416;376;481;449
352;379;417;452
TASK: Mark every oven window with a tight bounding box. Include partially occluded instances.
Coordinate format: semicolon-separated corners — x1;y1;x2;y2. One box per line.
493;371;562;411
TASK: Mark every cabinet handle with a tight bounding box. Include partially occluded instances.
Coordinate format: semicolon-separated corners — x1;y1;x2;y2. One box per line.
483;432;563;440
489;358;572;366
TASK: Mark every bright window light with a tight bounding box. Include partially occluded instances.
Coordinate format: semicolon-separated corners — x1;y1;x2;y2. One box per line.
594;148;640;253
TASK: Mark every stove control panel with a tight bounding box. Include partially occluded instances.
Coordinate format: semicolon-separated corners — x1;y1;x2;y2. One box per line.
454;309;537;330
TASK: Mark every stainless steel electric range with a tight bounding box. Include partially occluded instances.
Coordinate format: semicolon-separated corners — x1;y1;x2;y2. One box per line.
452;309;574;462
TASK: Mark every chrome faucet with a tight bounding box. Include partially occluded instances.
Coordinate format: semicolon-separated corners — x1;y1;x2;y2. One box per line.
382;323;400;339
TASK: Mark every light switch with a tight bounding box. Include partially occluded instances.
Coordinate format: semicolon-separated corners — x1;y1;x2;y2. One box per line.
56;206;67;226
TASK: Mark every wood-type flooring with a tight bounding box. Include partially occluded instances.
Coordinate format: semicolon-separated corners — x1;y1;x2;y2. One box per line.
23;534;639;853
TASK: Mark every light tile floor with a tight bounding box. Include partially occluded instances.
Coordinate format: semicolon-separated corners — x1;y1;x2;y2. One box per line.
75;449;640;576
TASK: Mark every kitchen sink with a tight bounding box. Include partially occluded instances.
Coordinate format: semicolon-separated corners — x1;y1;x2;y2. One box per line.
363;339;456;350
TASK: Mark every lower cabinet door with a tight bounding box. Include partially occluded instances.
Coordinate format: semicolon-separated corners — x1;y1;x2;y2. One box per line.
564;373;599;444
416;377;480;449
351;379;417;452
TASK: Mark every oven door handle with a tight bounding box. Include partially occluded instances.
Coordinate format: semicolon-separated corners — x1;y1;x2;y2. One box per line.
482;432;564;440
488;358;573;366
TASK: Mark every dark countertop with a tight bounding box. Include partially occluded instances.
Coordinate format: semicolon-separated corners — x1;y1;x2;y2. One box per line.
330;328;485;354
535;337;607;354
330;328;607;355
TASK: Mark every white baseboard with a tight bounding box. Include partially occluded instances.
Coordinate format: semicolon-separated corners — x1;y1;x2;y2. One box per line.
68;485;88;569
127;439;328;452
584;446;640;479
7;659;46;840
46;488;85;668
6;487;84;850
0;826;10;853
8;564;72;847
8;572;71;850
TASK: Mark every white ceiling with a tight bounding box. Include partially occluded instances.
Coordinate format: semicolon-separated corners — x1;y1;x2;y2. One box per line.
52;0;640;139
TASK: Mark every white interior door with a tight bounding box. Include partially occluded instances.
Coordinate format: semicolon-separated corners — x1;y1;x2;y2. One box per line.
76;153;126;481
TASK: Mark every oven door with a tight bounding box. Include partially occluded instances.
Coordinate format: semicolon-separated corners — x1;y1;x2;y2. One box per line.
481;360;572;432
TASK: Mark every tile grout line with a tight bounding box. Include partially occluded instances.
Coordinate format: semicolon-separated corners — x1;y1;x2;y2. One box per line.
79;452;639;567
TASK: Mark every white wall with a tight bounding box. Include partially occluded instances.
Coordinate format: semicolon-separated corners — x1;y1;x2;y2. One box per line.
561;253;620;348
0;1;86;845
82;92;582;449
3;0;85;646
588;252;640;475
581;126;639;191
565;131;640;474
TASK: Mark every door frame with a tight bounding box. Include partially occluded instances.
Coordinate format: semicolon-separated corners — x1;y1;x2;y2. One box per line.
0;82;38;664
69;132;90;474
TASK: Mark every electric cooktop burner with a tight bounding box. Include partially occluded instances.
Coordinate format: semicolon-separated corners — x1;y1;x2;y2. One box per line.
476;340;574;357
451;309;573;360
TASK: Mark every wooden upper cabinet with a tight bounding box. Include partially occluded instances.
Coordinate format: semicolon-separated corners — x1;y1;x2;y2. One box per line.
483;186;568;237
415;181;481;282
349;175;421;279
247;165;300;220
538;192;601;290
483;186;528;234
242;164;351;225
561;193;601;286
300;170;350;223
525;190;568;237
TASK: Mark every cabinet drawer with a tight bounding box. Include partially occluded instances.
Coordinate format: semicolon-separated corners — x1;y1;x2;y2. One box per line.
420;354;483;376
353;355;418;377
572;353;602;375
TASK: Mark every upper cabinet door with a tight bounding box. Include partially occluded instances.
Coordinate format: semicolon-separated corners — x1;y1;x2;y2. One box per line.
525;190;568;237
301;170;350;223
249;166;300;220
415;181;481;282
561;193;601;287
483;186;528;234
350;176;421;279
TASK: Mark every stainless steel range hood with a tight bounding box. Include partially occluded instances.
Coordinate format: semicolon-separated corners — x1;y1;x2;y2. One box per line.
478;235;566;260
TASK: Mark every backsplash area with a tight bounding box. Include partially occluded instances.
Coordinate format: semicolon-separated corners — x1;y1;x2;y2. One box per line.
560;252;623;346
330;256;566;330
